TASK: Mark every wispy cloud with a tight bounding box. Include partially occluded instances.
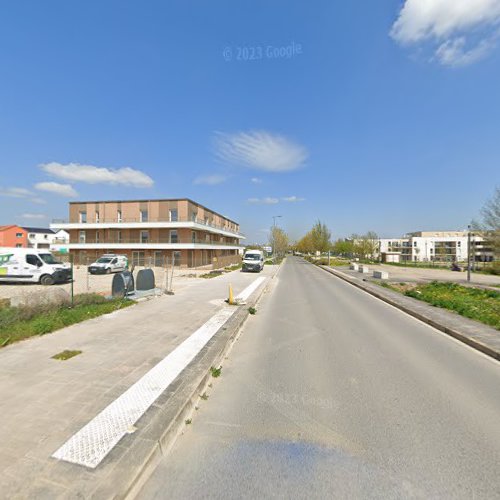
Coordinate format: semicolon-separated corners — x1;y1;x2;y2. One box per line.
193;174;227;185
20;213;47;220
0;186;46;204
247;197;280;205
215;130;308;172
391;0;500;66
40;162;154;188
282;196;305;203
251;177;263;184
35;182;78;198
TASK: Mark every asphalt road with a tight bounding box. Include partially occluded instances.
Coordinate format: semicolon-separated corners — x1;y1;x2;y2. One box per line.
140;257;500;499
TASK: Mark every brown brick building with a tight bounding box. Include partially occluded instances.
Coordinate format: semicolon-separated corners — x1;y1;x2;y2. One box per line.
50;199;244;267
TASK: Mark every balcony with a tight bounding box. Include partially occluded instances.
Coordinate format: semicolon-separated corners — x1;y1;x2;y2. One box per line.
51;217;245;239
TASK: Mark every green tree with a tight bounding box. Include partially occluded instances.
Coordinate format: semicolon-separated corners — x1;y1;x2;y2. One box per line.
269;226;289;257
310;220;331;253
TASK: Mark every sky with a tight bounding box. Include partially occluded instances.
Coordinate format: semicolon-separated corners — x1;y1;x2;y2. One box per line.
0;0;499;243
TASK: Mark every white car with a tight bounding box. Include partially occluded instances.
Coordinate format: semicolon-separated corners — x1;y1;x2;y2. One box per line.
0;248;72;285
242;250;264;273
88;254;128;275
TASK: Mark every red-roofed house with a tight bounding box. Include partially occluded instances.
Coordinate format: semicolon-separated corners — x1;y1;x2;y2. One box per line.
0;225;28;248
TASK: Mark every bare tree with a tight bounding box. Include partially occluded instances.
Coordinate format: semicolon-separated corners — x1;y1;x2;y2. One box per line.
269;226;289;258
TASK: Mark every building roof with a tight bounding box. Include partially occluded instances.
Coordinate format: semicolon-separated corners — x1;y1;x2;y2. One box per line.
22;227;56;234
0;225;24;232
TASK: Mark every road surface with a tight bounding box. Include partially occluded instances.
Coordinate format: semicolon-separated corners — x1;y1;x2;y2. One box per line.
140;257;500;499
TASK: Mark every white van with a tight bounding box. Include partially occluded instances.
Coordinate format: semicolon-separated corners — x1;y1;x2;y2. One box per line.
88;254;128;275
242;250;264;273
0;248;72;285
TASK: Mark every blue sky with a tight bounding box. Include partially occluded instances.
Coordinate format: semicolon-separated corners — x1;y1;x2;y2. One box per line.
1;0;499;243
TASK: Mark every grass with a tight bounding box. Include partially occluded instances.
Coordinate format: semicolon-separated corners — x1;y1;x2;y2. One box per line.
210;366;222;378
248;307;257;315
200;270;224;279
404;282;500;330
200;392;209;400
0;294;134;347
52;349;82;361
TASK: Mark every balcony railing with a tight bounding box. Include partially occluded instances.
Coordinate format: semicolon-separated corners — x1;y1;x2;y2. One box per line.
61;238;244;247
51;217;244;236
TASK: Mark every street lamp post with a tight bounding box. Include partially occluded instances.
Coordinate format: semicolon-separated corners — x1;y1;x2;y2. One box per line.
467;225;471;282
272;215;282;227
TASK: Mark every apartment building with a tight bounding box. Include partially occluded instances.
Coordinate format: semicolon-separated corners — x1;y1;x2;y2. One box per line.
0;225;28;248
50;199;244;267
379;231;494;263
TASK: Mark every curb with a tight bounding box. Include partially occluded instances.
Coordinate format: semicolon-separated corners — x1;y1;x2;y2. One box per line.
317;264;500;362
95;266;282;500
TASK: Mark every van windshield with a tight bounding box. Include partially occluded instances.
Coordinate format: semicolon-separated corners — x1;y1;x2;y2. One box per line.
244;254;261;261
39;254;61;265
97;258;113;263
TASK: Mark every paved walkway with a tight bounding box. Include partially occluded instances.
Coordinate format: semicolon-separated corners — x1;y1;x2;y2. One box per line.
0;267;276;498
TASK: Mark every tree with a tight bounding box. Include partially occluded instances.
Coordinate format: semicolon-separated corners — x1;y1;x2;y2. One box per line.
269;226;289;257
296;232;314;254
310;220;331;253
332;238;353;256
474;187;500;262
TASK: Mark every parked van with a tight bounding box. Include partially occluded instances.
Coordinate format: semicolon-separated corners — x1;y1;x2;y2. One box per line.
88;254;128;275
242;249;264;272
0;248;72;285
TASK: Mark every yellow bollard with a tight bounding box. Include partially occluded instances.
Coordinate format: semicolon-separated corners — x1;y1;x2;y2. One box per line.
228;284;235;305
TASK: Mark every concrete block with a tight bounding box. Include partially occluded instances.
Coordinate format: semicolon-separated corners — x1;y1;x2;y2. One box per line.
350;263;359;271
373;271;389;280
10;288;70;308
358;266;370;274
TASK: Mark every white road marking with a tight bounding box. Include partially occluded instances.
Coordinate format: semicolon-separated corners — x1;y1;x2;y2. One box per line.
52;276;267;469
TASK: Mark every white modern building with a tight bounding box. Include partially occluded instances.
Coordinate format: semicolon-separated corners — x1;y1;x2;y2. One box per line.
22;227;70;251
379;231;493;263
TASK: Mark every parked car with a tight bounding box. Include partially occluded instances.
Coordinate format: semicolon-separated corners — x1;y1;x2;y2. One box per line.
88;254;128;275
242;250;264;272
0;248;72;285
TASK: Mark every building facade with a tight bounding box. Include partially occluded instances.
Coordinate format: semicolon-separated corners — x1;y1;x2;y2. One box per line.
23;227;70;250
50;199;244;267
0;225;28;248
379;231;494;263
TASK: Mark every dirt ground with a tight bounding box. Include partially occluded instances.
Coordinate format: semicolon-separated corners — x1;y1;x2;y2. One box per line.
0;265;210;302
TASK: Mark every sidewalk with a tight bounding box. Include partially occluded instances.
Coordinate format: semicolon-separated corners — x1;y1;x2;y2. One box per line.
0;266;277;498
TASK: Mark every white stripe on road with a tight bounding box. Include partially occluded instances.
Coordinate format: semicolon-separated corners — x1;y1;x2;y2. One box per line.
52;276;267;469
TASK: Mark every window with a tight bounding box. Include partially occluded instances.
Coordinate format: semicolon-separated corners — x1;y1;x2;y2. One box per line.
173;251;181;266
95;230;100;243
191;211;197;222
117;230;122;243
26;254;41;266
170;230;178;243
95;211;100;223
79;230;86;243
16;244;22;248
16;233;23;238
170;209;178;222
140;210;148;222
79;211;87;223
140;231;149;244
192;231;196;243
29;233;35;238
117;210;122;222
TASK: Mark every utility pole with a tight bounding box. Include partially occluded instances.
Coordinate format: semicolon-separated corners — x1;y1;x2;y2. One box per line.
467;225;471;282
272;215;282;227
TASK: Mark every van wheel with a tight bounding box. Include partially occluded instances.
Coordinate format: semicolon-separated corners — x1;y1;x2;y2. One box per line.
40;274;55;286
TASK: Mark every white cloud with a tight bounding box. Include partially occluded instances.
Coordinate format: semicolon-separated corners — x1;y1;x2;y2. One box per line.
251;177;263;184
391;0;500;66
282;196;305;203
40;162;154;188
215;131;308;172
193;174;227;185
35;182;78;198
20;213;46;220
0;187;46;204
247;197;280;205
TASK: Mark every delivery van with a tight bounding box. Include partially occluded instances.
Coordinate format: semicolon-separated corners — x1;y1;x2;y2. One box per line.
0;248;72;285
242;249;264;273
88;254;128;275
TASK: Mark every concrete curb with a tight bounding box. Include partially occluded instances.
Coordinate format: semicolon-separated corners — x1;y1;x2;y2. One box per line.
317;264;500;362
88;266;282;500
